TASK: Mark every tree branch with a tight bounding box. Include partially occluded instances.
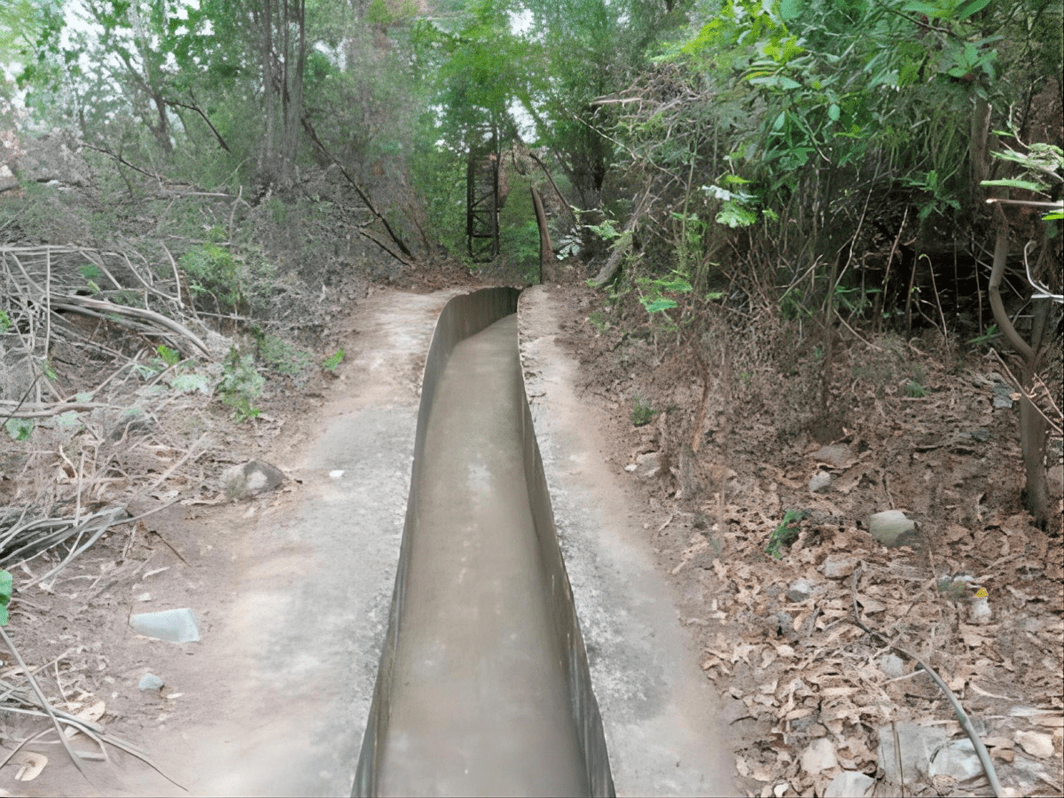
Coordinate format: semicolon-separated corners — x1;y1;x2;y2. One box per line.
300;117;415;262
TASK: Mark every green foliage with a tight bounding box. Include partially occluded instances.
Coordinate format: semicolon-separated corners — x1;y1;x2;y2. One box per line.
217;347;264;422
258;334;313;378
180;243;242;312
171;373;210;394
901;169;961;221
0;310;10;333
322;349;345;372
905;380;930;398
982;133;1064;221
967;323;1000;346
767;508;806;559
156;345;181;368
637;270;693;316
587;310;608;333
631;396;659;427
0;569;10;626
4;418;34;441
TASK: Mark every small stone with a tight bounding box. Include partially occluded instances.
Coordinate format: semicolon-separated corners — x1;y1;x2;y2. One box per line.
221;460;286;499
822;556;856;579
1015;730;1054;759
992;383;1014;409
809;471;832;492
786;579;813;603
968;595;992;625
138;673;164;692
1048;464;1063;500
824;771;875;798
930;738;983;781
878;653;906;679
130;608;200;643
136;592;152;602
775;611;794;635
971;427;991;443
868;510;918;548
800;737;837;775
329;470;345;479
635;451;663;479
877;723;947;782
624;463;637;473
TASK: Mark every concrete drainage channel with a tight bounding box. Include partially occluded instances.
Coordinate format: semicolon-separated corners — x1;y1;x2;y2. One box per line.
354;288;613;797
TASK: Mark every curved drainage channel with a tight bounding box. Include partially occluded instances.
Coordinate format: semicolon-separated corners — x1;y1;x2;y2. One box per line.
354;288;613;797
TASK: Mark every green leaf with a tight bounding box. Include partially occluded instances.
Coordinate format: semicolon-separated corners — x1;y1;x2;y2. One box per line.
4;418;33;441
902;1;947;18
980;179;1047;192
958;0;992;19
828;103;841;122
0;569;11;626
717;203;759;228
779;0;802;21
1042;209;1064;221
642;297;678;313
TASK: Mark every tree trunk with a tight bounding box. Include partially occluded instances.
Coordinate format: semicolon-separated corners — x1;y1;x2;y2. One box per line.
530;185;553;284
987;219;1048;526
259;0;276;176
970;95;992;206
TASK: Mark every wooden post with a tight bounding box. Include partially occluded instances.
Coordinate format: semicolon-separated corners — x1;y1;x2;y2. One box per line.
530;185;553;284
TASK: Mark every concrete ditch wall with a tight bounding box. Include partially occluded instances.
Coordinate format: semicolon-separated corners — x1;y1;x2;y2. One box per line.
354;287;613;796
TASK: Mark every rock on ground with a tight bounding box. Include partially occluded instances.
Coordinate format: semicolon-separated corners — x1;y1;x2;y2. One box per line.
823;770;876;798
222;459;286;499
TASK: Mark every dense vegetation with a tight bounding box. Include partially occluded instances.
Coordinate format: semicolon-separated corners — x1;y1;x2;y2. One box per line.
1;0;1061;520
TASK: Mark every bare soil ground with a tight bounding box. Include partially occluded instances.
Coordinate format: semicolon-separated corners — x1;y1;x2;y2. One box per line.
2;260;1061;797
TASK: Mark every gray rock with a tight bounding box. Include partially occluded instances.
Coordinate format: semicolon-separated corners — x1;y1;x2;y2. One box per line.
774;611;795;637
1048;464;1063;500
971;427;991;443
877;723;947;782
130;608;200;643
0;163;17;193
930;738;983;782
108;410;155;441
786;578;813;603
992;381;1014;409
869;510;918;548
824;771;876;798
1015;730;1054;759
878;653;906;680
822;556;856;579
809;471;832;492
800;737;837;775
635;451;663;479
222;459;286;499
138;673;164;691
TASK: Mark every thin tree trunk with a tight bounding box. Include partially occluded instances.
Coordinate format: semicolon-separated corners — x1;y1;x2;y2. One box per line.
988;218;1048;525
530;185;553;284
259;0;276;175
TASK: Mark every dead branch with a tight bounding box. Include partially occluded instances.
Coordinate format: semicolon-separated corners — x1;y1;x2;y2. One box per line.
589;190;652;288
52;295;212;359
300;117;414;263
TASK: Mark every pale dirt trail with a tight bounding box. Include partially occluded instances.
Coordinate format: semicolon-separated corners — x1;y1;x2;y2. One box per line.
27;286;735;797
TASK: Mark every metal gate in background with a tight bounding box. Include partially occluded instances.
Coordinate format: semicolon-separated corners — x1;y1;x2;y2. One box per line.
466;127;501;262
